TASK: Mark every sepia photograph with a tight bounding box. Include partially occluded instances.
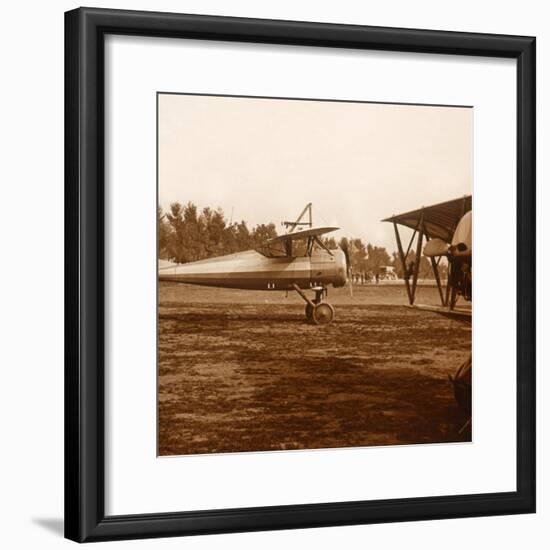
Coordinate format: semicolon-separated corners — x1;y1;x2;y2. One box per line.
157;92;472;457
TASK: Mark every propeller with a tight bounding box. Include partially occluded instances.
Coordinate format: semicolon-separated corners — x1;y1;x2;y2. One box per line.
423;237;450;257
340;239;354;297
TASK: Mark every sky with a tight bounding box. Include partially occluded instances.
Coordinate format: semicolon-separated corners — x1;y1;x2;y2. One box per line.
158;93;472;253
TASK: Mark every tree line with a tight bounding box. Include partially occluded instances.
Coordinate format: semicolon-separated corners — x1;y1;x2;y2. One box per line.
158;202;278;264
158;201;441;279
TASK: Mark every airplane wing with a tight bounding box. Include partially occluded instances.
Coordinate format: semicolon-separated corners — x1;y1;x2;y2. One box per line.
382;195;471;242
266;226;340;243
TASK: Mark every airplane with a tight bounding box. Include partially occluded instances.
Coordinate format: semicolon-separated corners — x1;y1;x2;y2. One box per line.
383;195;472;319
159;203;348;325
383;195;472;429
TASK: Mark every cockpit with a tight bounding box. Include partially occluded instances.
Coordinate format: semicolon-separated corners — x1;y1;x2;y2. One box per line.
256;236;327;258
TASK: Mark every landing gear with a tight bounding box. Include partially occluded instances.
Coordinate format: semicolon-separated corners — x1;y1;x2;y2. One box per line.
312;302;334;325
293;284;335;325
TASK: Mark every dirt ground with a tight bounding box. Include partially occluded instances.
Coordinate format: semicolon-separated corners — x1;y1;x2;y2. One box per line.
158;283;472;456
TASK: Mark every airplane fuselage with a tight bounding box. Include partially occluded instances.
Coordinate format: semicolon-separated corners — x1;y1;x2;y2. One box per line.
158;248;347;291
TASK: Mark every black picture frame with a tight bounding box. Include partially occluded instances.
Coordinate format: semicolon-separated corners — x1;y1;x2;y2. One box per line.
65;7;536;543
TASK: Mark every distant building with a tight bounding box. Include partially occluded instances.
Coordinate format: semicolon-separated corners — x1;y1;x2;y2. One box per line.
378;265;397;280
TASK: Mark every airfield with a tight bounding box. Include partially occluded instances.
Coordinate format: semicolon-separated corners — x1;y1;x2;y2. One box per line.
158;281;472;456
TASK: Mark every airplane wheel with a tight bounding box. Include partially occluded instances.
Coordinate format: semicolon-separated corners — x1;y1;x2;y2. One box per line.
312;303;334;325
305;303;314;320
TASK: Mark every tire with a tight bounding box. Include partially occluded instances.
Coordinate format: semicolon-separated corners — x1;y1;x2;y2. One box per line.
312;302;335;325
305;303;314;320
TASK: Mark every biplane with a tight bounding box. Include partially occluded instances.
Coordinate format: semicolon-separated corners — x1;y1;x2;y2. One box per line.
384;195;472;426
383;195;472;319
159;204;347;325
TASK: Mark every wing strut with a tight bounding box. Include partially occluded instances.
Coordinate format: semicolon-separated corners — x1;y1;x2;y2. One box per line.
394;215;456;309
283;203;312;233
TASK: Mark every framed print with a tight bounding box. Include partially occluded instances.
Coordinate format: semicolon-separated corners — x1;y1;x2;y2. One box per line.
64;7;536;542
